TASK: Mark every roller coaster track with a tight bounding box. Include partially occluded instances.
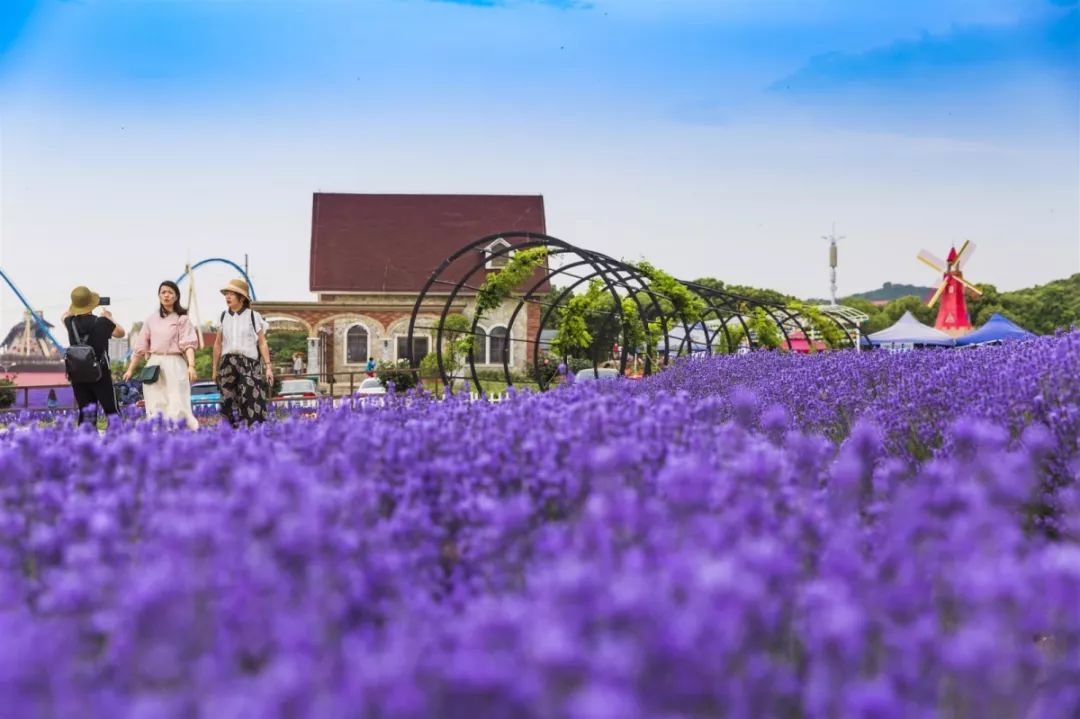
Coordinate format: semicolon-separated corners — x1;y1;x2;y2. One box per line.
0;266;64;351
176;258;257;300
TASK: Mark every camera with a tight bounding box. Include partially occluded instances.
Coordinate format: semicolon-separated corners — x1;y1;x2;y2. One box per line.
98;296;111;306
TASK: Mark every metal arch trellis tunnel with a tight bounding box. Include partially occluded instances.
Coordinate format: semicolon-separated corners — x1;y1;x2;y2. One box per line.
405;233;859;391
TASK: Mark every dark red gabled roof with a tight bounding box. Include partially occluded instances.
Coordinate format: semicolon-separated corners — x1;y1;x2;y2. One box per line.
309;193;548;293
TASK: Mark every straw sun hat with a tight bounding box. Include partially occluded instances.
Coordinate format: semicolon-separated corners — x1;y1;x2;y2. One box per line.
220;278;251;301
68;286;101;316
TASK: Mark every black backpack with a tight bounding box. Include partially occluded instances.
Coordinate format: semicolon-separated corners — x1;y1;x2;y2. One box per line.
64;317;103;384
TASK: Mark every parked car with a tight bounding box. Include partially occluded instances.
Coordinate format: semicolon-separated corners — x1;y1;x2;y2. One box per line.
190;381;222;408
273;378;321;409
355;377;386;396
575;367;621;381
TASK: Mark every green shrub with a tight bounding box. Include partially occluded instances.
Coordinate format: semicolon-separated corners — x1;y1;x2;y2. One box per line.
530;358;560;386
0;378;14;409
376;361;418;392
418;352;442;379
567;357;594;374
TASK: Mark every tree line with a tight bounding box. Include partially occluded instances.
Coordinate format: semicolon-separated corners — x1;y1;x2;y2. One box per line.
840;274;1080;335
694;274;1079;336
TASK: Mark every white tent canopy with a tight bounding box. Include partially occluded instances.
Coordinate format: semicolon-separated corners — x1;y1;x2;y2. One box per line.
867;311;954;348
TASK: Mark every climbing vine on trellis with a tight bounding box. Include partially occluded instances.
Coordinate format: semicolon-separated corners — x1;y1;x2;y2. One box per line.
746;306;782;349
787;302;847;350
474;247;549;317
550;279;605;358
407;231;857;390
635;261;708;358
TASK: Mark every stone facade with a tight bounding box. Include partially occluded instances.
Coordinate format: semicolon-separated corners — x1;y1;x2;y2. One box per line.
253;294;542;382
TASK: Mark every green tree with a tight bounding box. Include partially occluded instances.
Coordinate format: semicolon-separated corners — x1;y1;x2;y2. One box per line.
746;307;782;349
691;277;795;305
266;330;308;369
418;352;442;380
619;298;647;355
839;297;882;318
858;296;936;334
711;321;747;354
549;281;649;364
441;313;473;372
786;301;847;349
1023;280;1078;334
635;262;707;359
551;280;604;359
194;347;215;379
0;378;14;409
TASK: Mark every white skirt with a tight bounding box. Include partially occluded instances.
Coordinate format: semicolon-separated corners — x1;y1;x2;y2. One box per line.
143;354;199;430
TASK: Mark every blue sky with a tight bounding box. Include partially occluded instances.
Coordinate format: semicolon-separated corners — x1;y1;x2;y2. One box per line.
1;0;1077;331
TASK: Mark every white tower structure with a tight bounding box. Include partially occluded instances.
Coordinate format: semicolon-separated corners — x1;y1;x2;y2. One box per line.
822;225;844;305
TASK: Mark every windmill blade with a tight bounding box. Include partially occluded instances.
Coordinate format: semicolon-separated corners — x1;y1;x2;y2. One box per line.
955;275;983;295
917;249;946;273
927;279;948;307
956;240;977;270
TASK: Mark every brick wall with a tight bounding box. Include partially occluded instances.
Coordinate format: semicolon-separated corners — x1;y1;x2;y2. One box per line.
525;299;541;367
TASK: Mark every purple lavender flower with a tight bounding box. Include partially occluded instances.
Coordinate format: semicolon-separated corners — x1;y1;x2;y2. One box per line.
0;332;1074;715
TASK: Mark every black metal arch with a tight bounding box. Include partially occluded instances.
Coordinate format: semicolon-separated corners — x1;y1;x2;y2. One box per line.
405;233;856;391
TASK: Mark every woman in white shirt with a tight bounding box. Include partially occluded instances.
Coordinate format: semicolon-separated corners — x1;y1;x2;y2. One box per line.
212;278;273;427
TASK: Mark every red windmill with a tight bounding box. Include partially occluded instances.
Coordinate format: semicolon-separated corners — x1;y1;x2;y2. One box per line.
916;240;983;335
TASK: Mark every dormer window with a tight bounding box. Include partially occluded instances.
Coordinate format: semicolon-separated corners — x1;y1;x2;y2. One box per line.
484;238;513;270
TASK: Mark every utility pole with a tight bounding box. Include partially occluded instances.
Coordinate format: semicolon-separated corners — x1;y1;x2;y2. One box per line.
185;262;205;349
244;253;249;279
821;224;845;306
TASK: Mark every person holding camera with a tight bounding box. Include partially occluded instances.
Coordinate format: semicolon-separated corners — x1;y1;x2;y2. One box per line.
63;286;125;428
212;278;272;427
122;280;199;430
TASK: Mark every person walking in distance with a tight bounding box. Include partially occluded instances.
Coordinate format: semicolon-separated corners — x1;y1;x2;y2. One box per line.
213;278;273;427
63;285;125;428
123;280;200;430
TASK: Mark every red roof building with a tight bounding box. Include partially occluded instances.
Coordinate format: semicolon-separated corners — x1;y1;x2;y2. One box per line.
255;193;550;387
784;332;828;354
309;193;548;294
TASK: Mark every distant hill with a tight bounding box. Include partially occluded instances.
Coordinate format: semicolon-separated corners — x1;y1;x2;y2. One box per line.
846;282;934;303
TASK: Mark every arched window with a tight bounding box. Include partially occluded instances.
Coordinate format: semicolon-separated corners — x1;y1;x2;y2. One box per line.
484;238;513;270
395;334;429;362
489;326;509;365
473;326;488;364
345;324;369;365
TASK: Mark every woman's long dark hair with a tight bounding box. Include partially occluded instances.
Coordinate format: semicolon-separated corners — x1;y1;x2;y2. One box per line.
158;280;189;318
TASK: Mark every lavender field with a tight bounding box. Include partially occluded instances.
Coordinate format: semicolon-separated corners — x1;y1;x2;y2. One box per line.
2;334;1079;718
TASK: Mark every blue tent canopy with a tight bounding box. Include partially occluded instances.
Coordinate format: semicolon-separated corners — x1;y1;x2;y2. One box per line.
955;313;1035;347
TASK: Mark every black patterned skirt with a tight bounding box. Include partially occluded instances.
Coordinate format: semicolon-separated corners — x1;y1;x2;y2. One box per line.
218;354;268;426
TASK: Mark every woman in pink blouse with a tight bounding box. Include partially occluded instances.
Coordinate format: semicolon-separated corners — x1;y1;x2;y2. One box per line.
122;280;200;430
